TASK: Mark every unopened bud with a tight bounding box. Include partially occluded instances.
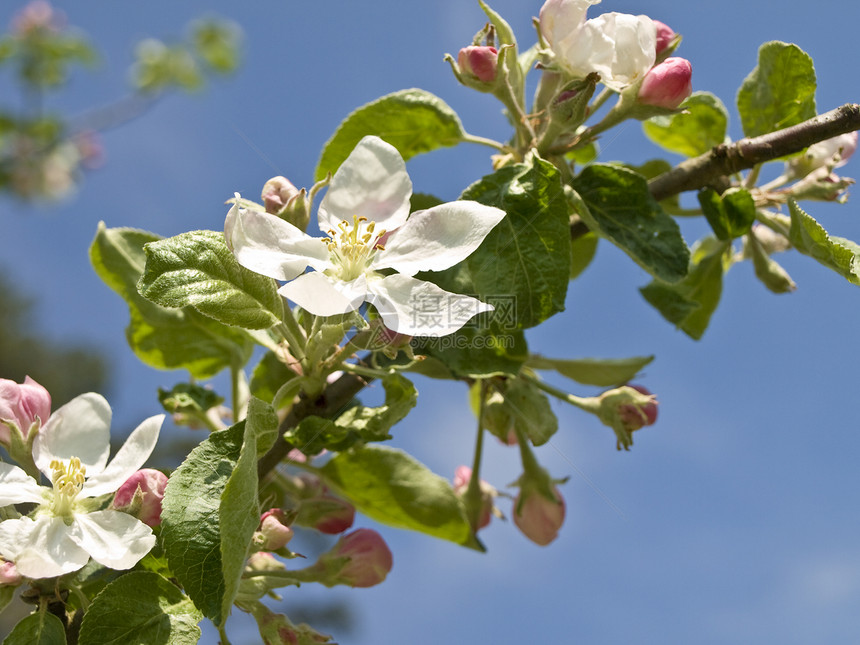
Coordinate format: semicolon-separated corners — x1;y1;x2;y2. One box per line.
257;508;294;551
787;166;855;203
261;176;310;231
513;484;565;546
319;528;393;588
653;20;679;59
617;384;658;431
0;560;21;586
457;46;499;83
638;57;692;110
0;376;51;446
452;465;495;530
111;469;168;527
295;494;355;534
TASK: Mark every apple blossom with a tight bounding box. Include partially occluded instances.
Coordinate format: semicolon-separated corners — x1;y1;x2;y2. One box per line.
0;393;162;579
0;376;51;445
540;0;656;92
226;135;506;336
638;57;692;109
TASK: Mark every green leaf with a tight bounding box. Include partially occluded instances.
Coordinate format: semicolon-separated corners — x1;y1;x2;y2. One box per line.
161;421;259;627
3;612;65;645
570;231;598;280
642;92;728;157
698;187;756;240
286;374;417;454
747;232;796;293
572;164;690;283
429;154;571;330
158;383;224;417
249;350;297;407
315;89;466;181
526;354;655;387
788;201;860;284
502;378;557;446
640;237;732;340
139;230;283;330
320;445;474;547
218;415;262;624
737;41;816;138
77;572;202;645
90;223;253;379
411;326;528;378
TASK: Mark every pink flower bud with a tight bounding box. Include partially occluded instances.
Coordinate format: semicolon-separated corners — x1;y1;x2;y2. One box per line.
259;509;294;551
513;486;565;546
296;494;356;534
261;176;300;214
326;528;393;588
112;468;168;527
458;46;499;83
638;57;692;109
618;384;658;431
0;376;51;445
0;561;21;586
452;466;494;530
11;1;62;35
805;131;858;170
653;20;676;55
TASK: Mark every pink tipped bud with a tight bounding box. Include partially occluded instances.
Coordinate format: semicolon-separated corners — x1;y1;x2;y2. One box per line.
0;376;51;445
513;486;565;546
296;494;356;534
653;20;676;55
261;176;300;214
325;528;393;588
258;509;294;551
112;468;168;527
458;46;499;83
805;132;858;170
0;561;21;586
11;1;62;35
638;57;692;109
452;466;494;530
619;384;658;431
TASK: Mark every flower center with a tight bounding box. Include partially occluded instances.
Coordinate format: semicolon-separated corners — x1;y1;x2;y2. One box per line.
324;215;386;282
50;457;86;518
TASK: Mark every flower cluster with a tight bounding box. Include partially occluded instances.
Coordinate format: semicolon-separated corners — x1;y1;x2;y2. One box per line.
0;380;163;579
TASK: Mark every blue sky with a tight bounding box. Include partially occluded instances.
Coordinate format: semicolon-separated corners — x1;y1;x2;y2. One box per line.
3;1;860;643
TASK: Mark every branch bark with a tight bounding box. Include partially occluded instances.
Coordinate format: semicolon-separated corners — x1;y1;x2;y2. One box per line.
648;103;860;201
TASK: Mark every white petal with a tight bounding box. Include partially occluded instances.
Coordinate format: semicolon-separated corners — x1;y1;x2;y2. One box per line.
35;392;111;478
367;274;494;337
318;136;412;232
376;201;506;276
0;516;90;579
278;272;367;317
82;414;164;498
0;463;47;505
540;0;600;49
227;204;331;280
70;510;156;571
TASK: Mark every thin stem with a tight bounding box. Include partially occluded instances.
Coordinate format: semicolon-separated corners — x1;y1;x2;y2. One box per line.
218;624;232;645
462;132;508;153
743;163;762;189
464;382;488;529
520;372;598;414
340;362;393;379
230;360;242;422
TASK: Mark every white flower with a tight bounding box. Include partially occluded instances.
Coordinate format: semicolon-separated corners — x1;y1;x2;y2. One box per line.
540;0;656;92
226;135;506;337
0;393;163;579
